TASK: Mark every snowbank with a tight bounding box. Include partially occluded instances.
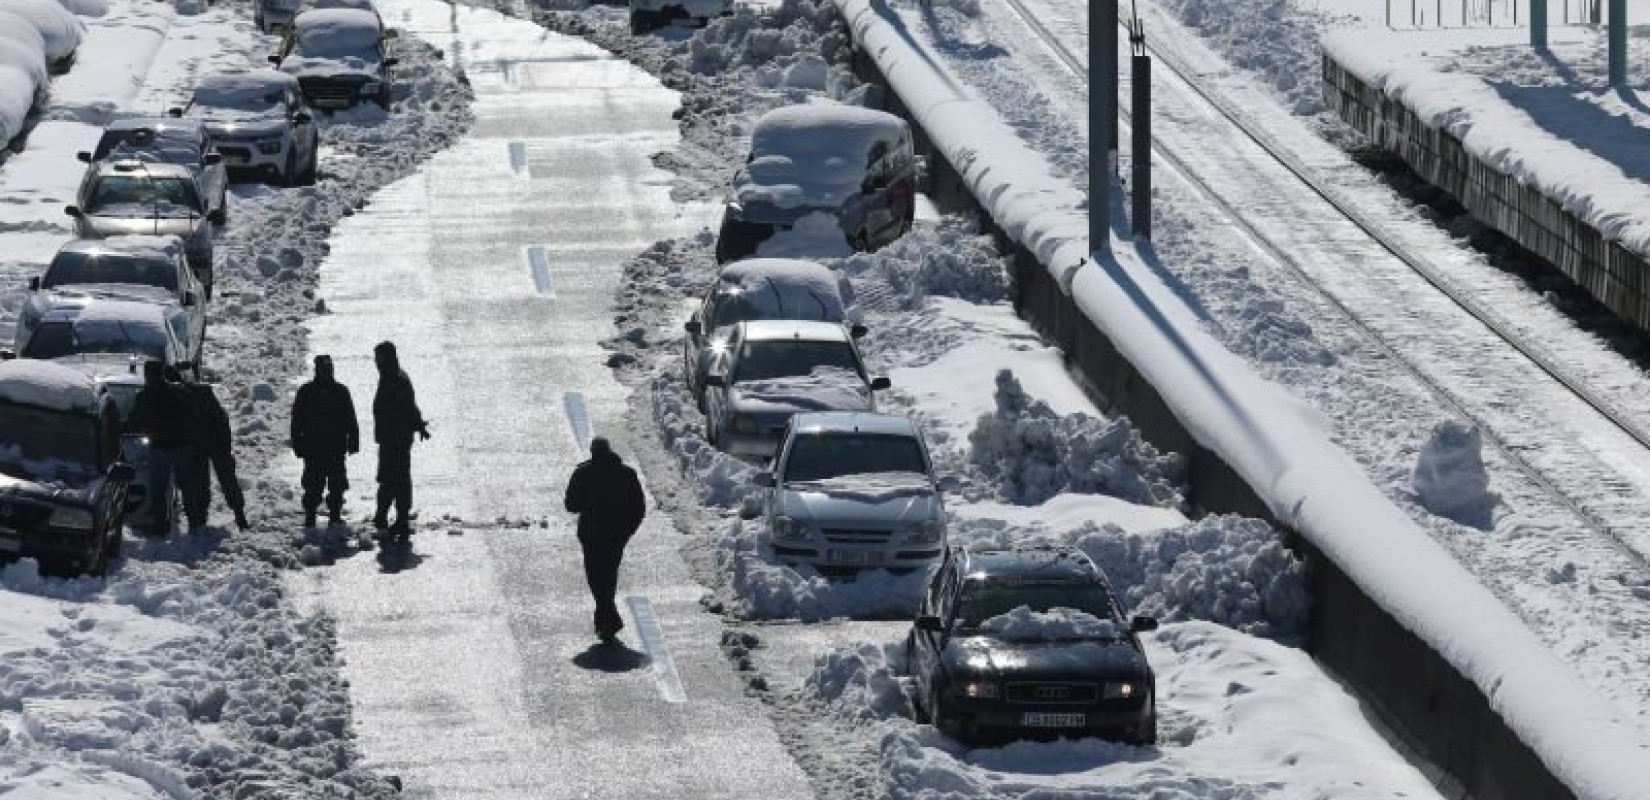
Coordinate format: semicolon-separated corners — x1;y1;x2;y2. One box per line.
0;0;84;64
706;516;930;620
836;1;1650;794
754;210;852;258
0;21;46;144
976;606;1120;642
1413;419;1495;527
836;216;1011;307
734;364;871;412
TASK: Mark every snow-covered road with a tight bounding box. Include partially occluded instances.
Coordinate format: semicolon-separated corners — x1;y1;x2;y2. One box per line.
287;1;811;796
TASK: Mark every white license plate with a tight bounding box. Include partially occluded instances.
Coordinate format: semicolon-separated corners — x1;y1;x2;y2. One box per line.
828;549;883;565
1022;712;1085;727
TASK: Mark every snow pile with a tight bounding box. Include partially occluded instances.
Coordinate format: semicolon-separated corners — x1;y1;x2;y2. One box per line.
968;370;1185;508
1413;419;1496;527
715;257;847;322
802;640;913;721
837;216;1011;308
733;102;905;209
734;364;870;411
55;0;109;16
0;10;48;144
651;373;763;508
0;0;85;65
976;605;1120;642
706;517;929;620
755;210;853;259
1156;0;1348;116
682;0;854;84
0;359;99;412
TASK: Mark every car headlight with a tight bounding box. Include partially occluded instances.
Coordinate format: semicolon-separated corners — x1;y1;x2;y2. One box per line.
953;681;999;700
256;138;284;155
361;81;382;95
48;507;95;531
771;516;810;541
904;518;944;544
1102;682;1140;700
733;415;761;435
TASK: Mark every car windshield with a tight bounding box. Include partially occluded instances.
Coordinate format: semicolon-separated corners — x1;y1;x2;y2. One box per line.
93;130;200;166
956;582;1119;634
735;340;860;382
86;176;203;217
784;433;926;482
0;403;98;480
44;251;179;292
195;82;285;112
21;321;168;361
296;24;380;58
712;283;842;328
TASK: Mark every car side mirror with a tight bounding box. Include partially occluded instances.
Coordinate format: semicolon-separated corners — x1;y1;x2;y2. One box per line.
382;57;400;68
167;107;184;118
76;151;91;163
207;209;226;224
753;471;775;488
27;277;40;291
384;28;400;39
268;54;282;64
64;206;82;218
870;376;891;391
294;112;313;125
182;292;197;307
109;462;136;482
849;324;867;339
704;375;725;388
1130;616;1159;633
203;153;223;165
915;615;945;633
684;319;702;336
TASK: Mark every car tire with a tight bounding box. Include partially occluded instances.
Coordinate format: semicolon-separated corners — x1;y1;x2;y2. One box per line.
280;151;298;187
298;149;318;186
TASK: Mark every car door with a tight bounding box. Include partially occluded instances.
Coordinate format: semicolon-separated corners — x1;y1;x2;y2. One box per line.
914;558;958;698
705;331;741;440
175;255;206;350
685;287;716;390
197;135;227;216
884;130;917;240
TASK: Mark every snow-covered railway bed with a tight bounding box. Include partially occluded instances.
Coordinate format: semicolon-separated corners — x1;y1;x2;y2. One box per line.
892;0;1650;721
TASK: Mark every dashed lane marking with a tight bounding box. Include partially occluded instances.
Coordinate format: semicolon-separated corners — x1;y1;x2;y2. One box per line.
526;246;554;296
507;141;528;177
626;595;686;704
562;392;591;449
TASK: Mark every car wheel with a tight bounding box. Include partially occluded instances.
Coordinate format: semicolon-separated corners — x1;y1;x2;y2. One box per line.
280;151;298;187
299;149;318;186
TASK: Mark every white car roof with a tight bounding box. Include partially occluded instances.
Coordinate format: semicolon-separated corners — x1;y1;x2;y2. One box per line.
738;319;854;343
294;7;381;32
197;69;300;95
0;359;102;414
57;235;186;261
789;412;917;437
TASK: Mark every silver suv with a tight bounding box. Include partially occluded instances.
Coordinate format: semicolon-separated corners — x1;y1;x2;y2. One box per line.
703;320;889;459
755;412;947;571
79;118;228;221
67;161;220;288
173;70;318;187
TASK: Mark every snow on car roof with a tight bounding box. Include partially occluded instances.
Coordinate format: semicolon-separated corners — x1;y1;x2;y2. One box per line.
750;104;906;158
294;7;382;34
195;70;299;102
738;319;854;342
307;0;377;10
58;235;186;261
714;258;845;320
105;116;205;136
0;360;102;414
44;298;169;328
789;412;916;437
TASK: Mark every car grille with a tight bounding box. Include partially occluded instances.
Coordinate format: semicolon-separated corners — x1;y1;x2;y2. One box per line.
822;527;892;544
1005;682;1099;704
300;79;360;106
216;145;253;160
0;499;52;530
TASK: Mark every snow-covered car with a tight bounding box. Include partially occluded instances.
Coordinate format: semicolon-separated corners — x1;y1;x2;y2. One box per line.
0;11;50;147
907;545;1160;745
16;237;207;362
683;258;861;408
56;357;169;535
717;105;921;263
702;319;889;459
15;298;201;381
66;160;221;288
754;412;946;571
629;0;729;35
79;118;228;220
173;70;319;187
0;359;134;576
258;0;381;35
272;8;399;110
0;0;84;72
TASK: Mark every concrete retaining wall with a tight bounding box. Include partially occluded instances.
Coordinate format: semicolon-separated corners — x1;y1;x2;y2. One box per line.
1322;53;1650;331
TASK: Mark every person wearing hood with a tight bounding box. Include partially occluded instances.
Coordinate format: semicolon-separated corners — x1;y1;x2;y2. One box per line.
125;360;207;535
291;355;359;528
563;437;646;643
371;341;429;536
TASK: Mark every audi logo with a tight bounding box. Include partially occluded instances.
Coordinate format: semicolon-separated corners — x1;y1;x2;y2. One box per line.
1034;686;1070;700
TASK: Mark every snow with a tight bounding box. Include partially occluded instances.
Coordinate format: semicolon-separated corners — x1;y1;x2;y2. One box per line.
785;470;932;503
714;257;847;322
0;359;99;412
0;16;46;144
1413;419;1496;527
0;0;85;64
733;102;904;210
292;7;382;52
733;364;872;412
976;606;1122;642
192;69;300;110
754;209;852;258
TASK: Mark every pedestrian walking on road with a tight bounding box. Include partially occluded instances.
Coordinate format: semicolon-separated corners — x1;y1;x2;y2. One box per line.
291;355;359;529
171;367;249;531
125;360;207;535
563;437;646;643
371;341;429;537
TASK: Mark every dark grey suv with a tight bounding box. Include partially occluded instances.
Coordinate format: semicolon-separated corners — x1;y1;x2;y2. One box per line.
907;545;1160;745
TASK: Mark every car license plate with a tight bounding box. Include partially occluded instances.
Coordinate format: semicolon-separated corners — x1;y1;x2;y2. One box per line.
1022;712;1085;727
828;549;883;565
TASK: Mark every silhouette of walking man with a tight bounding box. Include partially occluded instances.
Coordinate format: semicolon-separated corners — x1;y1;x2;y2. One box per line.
372;341;428;537
564;437;646;643
291;355;359;528
174;367;249;531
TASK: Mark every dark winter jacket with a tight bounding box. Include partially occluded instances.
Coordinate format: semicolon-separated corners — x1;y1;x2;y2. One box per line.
372;369;426;447
185;383;233;456
564;453;646;544
125;381;200;449
291;379;359;459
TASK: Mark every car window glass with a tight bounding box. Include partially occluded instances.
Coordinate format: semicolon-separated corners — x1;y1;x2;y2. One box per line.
937;567;960;620
955;581;1121;632
87;176;203;215
782;433;926;482
734;340;861;382
44;252;180;292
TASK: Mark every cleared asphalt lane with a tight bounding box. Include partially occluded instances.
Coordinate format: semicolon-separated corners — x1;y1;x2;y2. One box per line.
287;2;813;797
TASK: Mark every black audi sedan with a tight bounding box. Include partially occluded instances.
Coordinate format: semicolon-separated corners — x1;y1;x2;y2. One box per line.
905;545;1159;745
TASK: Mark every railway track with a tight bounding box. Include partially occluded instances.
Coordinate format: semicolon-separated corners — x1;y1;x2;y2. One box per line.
995;0;1650;569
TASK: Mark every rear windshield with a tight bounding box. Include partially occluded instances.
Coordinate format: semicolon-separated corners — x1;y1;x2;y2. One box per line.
45;251;179;292
712;283;842;328
735;340;860;382
956;582;1119;633
93;130;200;165
86;176;203;216
0;403;98;478
783;433;926;482
22;321;168;362
297;24;380;58
195;82;285;112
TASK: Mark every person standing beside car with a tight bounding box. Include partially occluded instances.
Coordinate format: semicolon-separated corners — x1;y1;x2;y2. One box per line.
291;354;359;529
371;341;428;537
125;360;208;535
170;366;250;531
563;437;646;643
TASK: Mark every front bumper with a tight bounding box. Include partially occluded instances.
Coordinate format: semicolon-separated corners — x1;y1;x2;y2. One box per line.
935;698;1154;743
299;79;377;110
212;139;289;173
0;521;99;565
771;541;941;570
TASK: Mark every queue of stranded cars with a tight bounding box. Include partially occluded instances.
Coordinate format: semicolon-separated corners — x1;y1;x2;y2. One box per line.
0;0;400;577
681;101;1161;745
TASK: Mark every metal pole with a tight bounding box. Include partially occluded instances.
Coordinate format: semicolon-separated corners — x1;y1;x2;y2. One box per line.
1533;0;1546;45
1610;0;1626;85
1131;52;1151;240
1091;0;1116;250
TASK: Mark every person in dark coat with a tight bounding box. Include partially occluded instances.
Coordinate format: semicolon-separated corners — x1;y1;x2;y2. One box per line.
371;341;428;536
168;367;248;531
563;437;646;642
125;360;207;535
291;355;359;528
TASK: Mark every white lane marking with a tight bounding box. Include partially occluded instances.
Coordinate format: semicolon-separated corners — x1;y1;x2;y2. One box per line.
625;595;686;704
526;245;554;296
562;391;590;448
498;58;517;89
507;141;528;177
